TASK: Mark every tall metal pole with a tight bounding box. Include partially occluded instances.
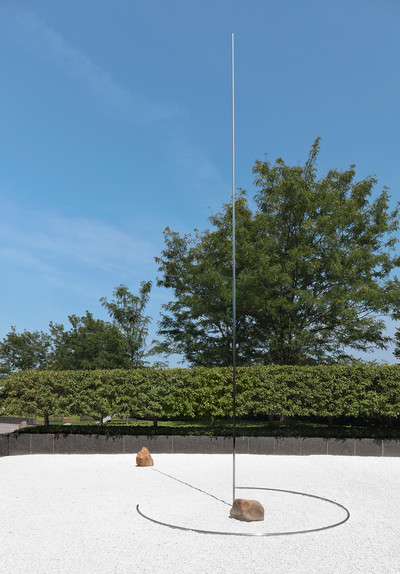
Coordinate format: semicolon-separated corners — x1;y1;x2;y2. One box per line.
231;32;237;504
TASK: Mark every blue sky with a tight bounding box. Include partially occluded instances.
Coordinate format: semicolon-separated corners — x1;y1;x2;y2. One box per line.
1;0;400;365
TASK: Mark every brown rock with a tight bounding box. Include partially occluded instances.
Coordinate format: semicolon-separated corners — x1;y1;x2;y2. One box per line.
136;447;154;467
230;498;264;522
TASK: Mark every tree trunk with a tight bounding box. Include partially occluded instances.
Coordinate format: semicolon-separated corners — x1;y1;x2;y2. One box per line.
268;413;275;425
152;416;158;428
126;416;130;425
44;412;49;426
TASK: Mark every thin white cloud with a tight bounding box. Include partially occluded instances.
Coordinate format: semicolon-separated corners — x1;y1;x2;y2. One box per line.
1;5;229;215
166;129;229;198
44;215;154;272
0;203;154;281
4;6;181;124
0;246;56;276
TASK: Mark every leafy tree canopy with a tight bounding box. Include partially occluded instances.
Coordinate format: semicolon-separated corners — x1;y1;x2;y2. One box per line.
0;327;51;376
394;329;400;362
100;282;156;368
156;139;400;366
0;283;160;373
49;311;129;370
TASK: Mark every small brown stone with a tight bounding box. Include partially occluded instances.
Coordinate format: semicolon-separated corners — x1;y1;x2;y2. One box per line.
136;447;154;467
230;498;264;522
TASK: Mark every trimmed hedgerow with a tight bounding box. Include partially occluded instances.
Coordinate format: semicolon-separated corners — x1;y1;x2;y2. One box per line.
2;365;400;427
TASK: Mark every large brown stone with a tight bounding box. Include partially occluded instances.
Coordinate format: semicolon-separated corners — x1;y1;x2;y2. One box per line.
136;446;154;467
230;498;264;522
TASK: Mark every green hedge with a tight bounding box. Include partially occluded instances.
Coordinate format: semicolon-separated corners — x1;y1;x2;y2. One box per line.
2;365;400;423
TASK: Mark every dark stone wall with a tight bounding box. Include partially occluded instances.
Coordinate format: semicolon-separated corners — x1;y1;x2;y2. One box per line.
0;434;9;457
1;433;400;457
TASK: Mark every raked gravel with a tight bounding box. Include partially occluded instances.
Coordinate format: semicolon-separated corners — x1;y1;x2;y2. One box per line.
0;453;399;574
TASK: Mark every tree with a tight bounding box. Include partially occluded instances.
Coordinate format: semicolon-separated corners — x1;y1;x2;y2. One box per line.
0;327;51;376
100;282;155;367
155;196;261;366
49;312;129;370
156;139;400;366
394;330;400;362
0;282;159;375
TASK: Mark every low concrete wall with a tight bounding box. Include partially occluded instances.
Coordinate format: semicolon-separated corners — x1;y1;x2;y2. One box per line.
1;433;400;457
0;416;37;425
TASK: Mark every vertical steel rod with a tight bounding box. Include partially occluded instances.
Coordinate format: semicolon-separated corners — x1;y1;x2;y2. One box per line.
231;32;237;504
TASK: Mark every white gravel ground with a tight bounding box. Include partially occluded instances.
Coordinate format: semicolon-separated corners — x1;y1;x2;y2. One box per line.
1;453;399;574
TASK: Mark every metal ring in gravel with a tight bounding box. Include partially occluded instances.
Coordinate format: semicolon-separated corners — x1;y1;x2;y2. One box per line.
137;485;350;537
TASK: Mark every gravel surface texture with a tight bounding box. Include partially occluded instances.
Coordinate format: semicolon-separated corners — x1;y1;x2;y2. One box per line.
0;453;399;573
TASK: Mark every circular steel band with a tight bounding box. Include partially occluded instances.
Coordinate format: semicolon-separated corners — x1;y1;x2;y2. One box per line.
136;486;350;537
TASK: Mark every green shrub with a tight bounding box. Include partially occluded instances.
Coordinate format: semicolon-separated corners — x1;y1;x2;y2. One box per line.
3;365;400;426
